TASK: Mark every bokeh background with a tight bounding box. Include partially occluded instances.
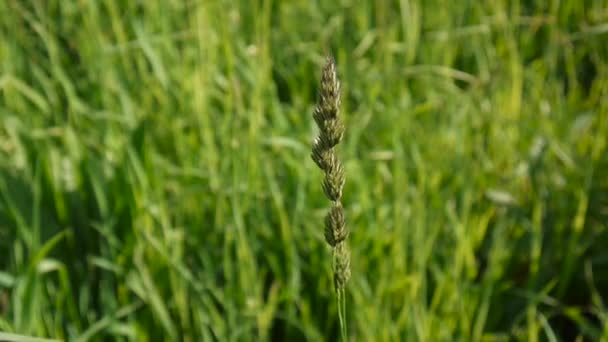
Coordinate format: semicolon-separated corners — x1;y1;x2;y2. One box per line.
1;0;608;341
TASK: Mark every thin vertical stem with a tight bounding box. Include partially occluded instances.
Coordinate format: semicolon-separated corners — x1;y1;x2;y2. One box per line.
337;287;348;341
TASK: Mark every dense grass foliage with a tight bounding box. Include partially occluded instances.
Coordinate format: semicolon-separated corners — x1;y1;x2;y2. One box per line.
1;0;607;340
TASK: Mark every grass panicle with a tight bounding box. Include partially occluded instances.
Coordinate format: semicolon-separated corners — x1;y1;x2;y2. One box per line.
312;55;351;291
312;55;351;340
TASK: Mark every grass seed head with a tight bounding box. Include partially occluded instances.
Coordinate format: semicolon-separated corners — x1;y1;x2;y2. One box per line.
312;55;351;292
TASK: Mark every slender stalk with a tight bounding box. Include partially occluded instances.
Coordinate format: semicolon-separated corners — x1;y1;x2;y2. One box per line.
337;287;348;341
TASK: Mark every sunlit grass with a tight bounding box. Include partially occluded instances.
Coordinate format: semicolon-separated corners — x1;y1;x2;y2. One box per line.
0;0;607;340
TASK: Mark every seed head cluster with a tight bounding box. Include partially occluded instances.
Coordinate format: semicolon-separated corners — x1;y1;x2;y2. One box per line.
312;56;350;290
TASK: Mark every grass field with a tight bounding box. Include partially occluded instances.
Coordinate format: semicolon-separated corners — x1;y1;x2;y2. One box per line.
1;0;608;341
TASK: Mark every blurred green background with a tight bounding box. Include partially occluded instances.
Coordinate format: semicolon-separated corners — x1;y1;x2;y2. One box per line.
1;0;607;341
